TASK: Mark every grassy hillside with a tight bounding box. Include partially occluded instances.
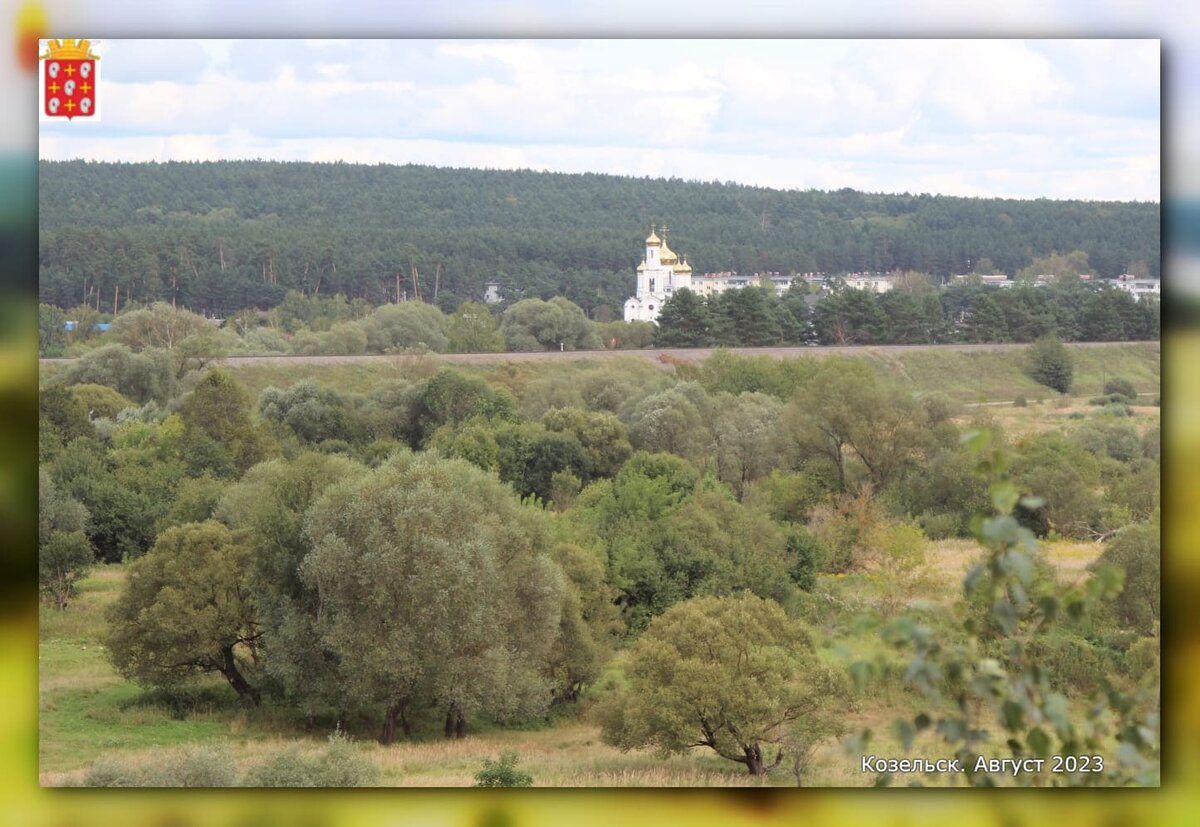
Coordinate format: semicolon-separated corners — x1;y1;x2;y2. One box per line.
203;342;1160;405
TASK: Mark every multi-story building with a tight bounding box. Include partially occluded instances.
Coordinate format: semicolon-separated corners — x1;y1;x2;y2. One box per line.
1112;273;1161;301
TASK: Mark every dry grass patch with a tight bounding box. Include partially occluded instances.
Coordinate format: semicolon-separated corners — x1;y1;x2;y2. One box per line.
1041;539;1103;574
372;723;771;787
926;537;1103;586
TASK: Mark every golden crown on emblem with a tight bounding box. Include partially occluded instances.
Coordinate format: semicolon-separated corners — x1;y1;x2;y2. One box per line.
40;39;100;60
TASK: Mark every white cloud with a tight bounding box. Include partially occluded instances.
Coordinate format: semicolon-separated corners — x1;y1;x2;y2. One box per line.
37;37;1161;201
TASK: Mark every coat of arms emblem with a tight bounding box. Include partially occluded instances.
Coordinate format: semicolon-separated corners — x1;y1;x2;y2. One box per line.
40;39;100;120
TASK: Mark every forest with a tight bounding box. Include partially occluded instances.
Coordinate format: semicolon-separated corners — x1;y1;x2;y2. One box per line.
38;276;1159;362
38;338;1161;786
39;160;1160;318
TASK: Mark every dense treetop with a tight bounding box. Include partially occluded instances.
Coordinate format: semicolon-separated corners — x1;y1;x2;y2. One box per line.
39;160;1159;317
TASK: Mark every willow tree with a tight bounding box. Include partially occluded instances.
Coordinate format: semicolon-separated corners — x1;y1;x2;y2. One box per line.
105;521;261;707
215;452;368;715
300;452;568;744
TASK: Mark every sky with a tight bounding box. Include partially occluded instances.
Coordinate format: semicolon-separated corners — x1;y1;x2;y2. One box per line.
37;38;1160;202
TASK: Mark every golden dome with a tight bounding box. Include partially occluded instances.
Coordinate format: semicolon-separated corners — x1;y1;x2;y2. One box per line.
660;242;678;264
637;262;648;271
645;226;661;245
674;259;692;273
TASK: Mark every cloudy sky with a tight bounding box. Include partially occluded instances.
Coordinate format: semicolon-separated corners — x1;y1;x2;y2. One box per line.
38;38;1159;201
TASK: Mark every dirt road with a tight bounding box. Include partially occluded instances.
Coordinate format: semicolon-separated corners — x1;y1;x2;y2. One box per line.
37;340;1157;369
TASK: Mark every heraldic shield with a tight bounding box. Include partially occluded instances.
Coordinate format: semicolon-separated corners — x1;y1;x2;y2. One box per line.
42;39;99;120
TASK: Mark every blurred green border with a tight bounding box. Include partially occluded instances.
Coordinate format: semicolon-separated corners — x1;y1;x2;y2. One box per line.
5;154;1197;827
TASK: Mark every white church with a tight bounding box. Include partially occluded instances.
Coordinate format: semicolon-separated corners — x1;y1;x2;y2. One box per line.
624;225;694;323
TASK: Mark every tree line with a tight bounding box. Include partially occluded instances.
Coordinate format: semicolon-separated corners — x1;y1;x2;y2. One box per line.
39;279;1157;362
655;280;1159;347
39;160;1159;319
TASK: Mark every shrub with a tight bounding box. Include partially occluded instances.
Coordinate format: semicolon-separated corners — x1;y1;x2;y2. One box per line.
242;729;380;787
918;511;961;541
784;525;826;591
1093;522;1160;635
1103;377;1138;402
241;749;312;787
808;490;881;573
1013;395;1027;407
156;744;239;787
84;745;237;787
1124;636;1160;686
84;758;144;788
1029;635;1111;694
1102;402;1133;418
473;751;533;788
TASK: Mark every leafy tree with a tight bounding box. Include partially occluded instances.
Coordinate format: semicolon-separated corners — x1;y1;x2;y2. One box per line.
40;384;93;446
711;392;784;498
216;452;367;712
54;343;178;404
177;369;266;472
446;301;504;353
494;421;590;503
812;289;887;345
710;286;782;346
781;664;853;786
783;358;929;492
542;407;632;478
38;467;93;609
597;319;656;349
408;368;518;447
899;460;989;538
1078;288;1131;341
1012;432;1102;539
48;433;167;561
258;380;367;445
1026;334;1074;394
625;383;712;466
158;475;227;531
360;301;449;352
659;484;795;603
1017;249;1093;282
110;301;213;350
300;452;566;743
39;302;68;357
70;383;135;419
965;294;1010;343
106;521;262;707
597;594;825;776
291;321;367;356
500;297;601;351
546;542;622;700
